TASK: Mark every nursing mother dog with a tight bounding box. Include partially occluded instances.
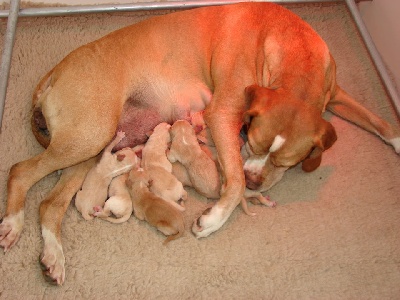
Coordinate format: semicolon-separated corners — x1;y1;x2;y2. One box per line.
1;2;400;285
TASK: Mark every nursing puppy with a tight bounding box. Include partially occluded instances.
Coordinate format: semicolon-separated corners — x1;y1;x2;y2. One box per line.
2;3;399;284
127;168;185;245
169;120;275;216
141;122;187;211
168;120;221;199
141;122;173;172
144;166;187;211
75;132;139;220
93;173;132;224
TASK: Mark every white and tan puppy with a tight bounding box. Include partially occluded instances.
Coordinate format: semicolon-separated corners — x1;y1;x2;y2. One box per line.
74;131;138;220
2;3;399;284
93;173;132;224
141;122;172;172
127;168;185;245
141;122;187;210
145;166;187;212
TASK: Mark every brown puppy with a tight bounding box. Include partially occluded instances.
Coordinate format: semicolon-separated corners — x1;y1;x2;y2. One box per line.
2;3;399;284
168;120;221;198
127;168;185;245
93;173;132;224
75;132;139;220
169;120;275;216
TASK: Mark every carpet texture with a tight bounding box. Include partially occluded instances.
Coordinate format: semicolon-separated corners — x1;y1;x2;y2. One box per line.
1;3;400;299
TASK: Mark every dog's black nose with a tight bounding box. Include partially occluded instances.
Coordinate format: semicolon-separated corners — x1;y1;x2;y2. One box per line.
245;174;262;190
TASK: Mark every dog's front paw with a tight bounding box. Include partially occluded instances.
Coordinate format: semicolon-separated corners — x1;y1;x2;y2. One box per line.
0;211;24;252
389;137;400;154
192;205;229;238
39;227;66;285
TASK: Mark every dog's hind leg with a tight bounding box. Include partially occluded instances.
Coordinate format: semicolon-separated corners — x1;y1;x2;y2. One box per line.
0;133;108;252
39;158;96;285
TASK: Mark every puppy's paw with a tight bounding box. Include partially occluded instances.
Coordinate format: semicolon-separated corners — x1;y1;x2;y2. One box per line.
39;227;66;285
92;206;103;216
261;195;277;208
116;131;126;139
192;205;229;238
0;211;24;252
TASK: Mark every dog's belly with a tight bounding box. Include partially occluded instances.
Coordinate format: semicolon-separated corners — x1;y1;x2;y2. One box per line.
116;105;163;150
115;82;212;150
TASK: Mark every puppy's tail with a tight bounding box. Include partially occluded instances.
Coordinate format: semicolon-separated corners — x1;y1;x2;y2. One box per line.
104;213;132;224
162;220;185;245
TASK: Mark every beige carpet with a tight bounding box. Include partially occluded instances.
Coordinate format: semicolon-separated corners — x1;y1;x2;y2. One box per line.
1;3;400;299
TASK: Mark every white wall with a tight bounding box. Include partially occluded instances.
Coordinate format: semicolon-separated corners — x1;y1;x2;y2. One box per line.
358;0;400;91
2;0;399;91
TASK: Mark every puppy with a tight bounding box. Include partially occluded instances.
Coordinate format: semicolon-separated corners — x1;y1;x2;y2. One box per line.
169;120;274;216
141;122;187;210
127;168;185;245
141;122;173;172
145;166;187;212
75;132;140;220
168;120;221;198
93;173;132;223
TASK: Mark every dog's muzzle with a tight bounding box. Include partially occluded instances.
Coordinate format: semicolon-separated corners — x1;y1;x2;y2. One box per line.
242;145;269;190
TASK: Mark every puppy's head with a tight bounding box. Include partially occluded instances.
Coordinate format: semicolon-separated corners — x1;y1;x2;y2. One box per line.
170;120;194;139
242;85;337;191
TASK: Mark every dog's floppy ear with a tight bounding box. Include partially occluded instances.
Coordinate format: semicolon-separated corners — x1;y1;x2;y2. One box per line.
243;84;270;125
243;108;259;125
302;121;337;172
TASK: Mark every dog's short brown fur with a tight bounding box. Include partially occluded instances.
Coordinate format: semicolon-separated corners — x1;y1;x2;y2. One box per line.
1;2;399;284
127;169;185;245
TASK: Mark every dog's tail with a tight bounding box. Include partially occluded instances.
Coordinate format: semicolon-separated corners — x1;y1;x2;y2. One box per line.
328;85;399;145
31;68;55;148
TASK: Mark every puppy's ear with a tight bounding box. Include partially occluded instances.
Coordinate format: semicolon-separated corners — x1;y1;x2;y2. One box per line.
117;154;126;162
302;121;337;172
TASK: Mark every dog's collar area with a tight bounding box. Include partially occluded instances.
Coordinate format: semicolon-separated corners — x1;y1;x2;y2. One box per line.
240;125;248;142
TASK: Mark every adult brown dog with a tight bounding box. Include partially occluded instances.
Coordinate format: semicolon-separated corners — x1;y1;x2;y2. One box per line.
1;2;399;285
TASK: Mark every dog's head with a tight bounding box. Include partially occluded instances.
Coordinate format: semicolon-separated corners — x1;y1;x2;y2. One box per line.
242;84;337;191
